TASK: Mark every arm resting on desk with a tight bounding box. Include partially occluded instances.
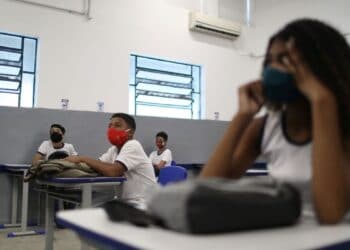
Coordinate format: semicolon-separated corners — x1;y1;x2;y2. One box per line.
65;156;126;177
32;152;44;165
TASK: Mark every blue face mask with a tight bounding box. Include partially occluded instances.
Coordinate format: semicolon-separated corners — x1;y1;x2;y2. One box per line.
262;67;302;103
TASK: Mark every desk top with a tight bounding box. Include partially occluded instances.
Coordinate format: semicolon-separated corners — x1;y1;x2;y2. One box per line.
57;208;350;250
37;176;126;184
0;163;30;168
0;163;30;172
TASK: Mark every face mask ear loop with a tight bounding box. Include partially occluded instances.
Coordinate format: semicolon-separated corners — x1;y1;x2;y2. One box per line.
125;129;132;139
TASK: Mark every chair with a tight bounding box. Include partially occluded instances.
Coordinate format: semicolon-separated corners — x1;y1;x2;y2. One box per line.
158;166;187;186
170;160;177;166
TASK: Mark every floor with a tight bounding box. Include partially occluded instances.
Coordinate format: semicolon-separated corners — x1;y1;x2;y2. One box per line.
0;226;83;250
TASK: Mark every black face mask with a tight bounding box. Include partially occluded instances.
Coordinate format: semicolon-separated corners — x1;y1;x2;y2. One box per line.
50;132;63;143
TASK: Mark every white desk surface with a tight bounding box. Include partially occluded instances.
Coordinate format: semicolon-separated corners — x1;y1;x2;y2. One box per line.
57;208;350;250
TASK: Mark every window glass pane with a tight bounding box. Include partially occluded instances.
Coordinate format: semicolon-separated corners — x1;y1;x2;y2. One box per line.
136;105;192;119
0;32;37;108
137;94;192;107
20;74;34;107
23;38;36;72
0;92;18;106
137;70;192;84
0;80;19;90
137;57;192;75
136;83;192;95
0;34;22;49
0;65;20;75
130;55;201;119
0;51;21;61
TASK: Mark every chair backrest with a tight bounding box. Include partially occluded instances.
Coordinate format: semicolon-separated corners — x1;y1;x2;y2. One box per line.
158;166;187;186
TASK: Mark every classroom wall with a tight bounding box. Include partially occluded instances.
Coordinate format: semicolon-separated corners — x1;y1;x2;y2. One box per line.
0;0;259;121
241;0;350;57
0;0;349;121
0;106;229;163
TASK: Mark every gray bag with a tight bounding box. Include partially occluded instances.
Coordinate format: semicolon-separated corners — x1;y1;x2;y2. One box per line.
147;177;301;233
104;177;301;234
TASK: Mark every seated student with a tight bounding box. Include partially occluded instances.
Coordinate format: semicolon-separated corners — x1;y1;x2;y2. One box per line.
65;113;156;208
32;123;78;164
200;19;350;224
149;131;173;176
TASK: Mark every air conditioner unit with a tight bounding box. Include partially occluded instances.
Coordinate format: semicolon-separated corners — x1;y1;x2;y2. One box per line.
189;11;242;40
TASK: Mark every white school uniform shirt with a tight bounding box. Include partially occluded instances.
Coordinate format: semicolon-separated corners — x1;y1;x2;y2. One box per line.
99;139;157;208
149;148;173;167
38;140;78;160
260;111;313;215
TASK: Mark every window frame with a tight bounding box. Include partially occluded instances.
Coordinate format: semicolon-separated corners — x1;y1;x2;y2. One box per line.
129;54;201;119
0;31;38;108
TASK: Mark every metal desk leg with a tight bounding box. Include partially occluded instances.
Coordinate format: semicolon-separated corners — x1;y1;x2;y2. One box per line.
37;191;42;226
0;176;19;228
7;170;44;237
45;194;54;250
21;170;29;232
11;177;19;224
81;184;92;208
80;184;92;250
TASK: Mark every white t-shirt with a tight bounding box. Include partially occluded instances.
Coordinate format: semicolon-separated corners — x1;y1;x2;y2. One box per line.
149;148;173;167
37;140;78;160
260;111;313;215
99;139;157;207
261;110;350;220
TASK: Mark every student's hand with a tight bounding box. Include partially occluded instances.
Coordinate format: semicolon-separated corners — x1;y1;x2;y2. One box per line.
64;155;82;164
237;80;264;116
283;38;336;103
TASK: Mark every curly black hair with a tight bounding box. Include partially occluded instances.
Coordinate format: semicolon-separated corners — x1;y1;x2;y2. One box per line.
263;18;350;141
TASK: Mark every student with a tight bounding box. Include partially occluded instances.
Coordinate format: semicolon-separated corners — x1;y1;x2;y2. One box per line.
149;131;173;176
200;19;350;224
32;123;78;164
65;113;156;208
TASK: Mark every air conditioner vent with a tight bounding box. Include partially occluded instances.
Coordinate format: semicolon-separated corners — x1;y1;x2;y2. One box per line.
189;11;242;40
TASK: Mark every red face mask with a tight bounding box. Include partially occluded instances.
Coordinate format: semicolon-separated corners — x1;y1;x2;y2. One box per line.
107;127;129;147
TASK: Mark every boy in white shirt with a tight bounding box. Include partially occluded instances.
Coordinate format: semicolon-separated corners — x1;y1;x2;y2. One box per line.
32;124;78;164
149;131;173;176
65;113;156;208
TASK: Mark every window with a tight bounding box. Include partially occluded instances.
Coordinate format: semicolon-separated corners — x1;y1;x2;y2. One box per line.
129;55;201;119
0;32;38;108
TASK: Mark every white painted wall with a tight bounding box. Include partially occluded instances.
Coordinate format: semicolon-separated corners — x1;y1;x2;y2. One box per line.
242;0;350;58
0;0;349;120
